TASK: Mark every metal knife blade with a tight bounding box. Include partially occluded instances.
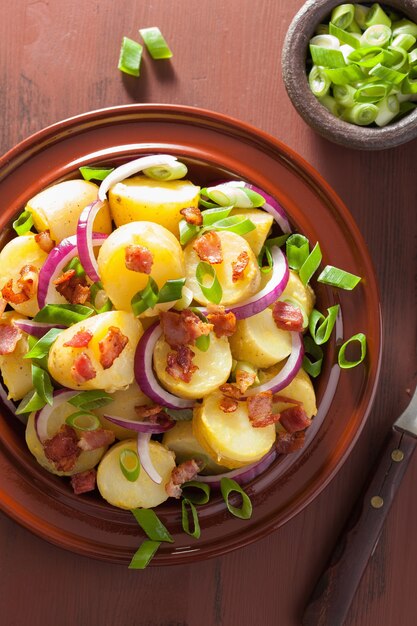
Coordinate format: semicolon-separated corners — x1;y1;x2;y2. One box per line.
394;385;417;435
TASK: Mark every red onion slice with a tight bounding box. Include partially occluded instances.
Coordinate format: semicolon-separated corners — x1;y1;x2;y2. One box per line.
244;183;292;234
14;319;66;336
77;200;104;282
97;154;179;202
34;389;78;443
137;432;162;484
195;446;277;489
103;412;175;434
134;323;195;410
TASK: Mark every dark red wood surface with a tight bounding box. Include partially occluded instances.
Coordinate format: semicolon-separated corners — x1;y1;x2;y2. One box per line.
1;1;416;625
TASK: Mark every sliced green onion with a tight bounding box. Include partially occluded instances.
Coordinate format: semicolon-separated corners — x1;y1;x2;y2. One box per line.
342;102;378;124
324;65;364;85
201;206;233;226
391;33;416;51
310;34;340;49
79;166;114;182
16;387;50;415
68;390;113;411
199;198;219;209
375;95;400;126
128;540;161;569
318;94;341;115
181;481;211;505
179;218;199;246
64;255;85;278
347;20;362;35
119;449;141;482
299;242;322;285
32;364;53;407
360;24;391;48
348;46;384;67
66;411;101;431
392;19;417;38
90;281;113;313
309;65;332;97
309;45;346;68
195;333;210;352
204;184;264;209
232;360;259;385
13;210;33;235
317;265;361;289
285;234;310;270
181;499;201;538
196;262;222;304
329;22;361;48
409;49;417;66
369;63;407;85
24;328;62;360
142;162;187;181
210;215;256;236
157;278;186;304
402;74;417;94
139;27;173;60
309;305;340;345
354;81;389;103
331;3;355;30
164;407;194;421
365;4;392;29
118;36;143;76
131;277;159;316
354;4;370;30
220;477;252;520
387;45;408;71
131;508;174;542
302;336;324;378
333;84;356;107
338;332;367;368
33;303;94;325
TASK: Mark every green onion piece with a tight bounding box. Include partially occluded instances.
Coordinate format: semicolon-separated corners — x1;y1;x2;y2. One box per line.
201;206;233;226
354;4;370;30
387;45;408;71
258;244;273;273
302;336;324;378
365;4;392;28
338;332;367;368
158;278;186;303
409;49;417;66
375;95;400;126
360;24;391;48
347;20;362;34
266;234;290;249
392;19;417;38
79;166;114;182
204;184;264;208
199;198;219;209
309;65;331;97
195;333;210;352
309;45;346;68
220;477;252;520
15;388;49;415
285;234;310;270
131;508;174;542
131;277;159;316
396;100;416;119
342;102;378;125
179;219;199;246
90;281;113;313
333;84;356;107
181;499;200;539
119;449;141;482
139;26;173;59
402;74;417;94
68;390;113;410
118;36;143;76
347;46;384;67
33;304;94;325
317;265;361;289
299;242;322;285
66;411;101;431
64;255;85;278
13;210;33;236
210;215;256;236
324;65;364;85
354;81;389;103
331;3;355;30
369;63;407;85
309;34;340;49
32;364;53;406
195;262;222;304
329;22;361;48
182;481;211;505
164;407;194;421
391;33;416;51
318;94;341;115
128;540;161;569
309;305;340;345
142;162;188;181
24;327;62;360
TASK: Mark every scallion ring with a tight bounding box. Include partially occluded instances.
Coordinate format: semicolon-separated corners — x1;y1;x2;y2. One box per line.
317;265;361;290
13;210;34;236
309;305;340;346
66;411;101;432
181;481;211;505
128;540;161;569
338;332;367;368
181;499;201;539
220;477;252;520
119;449;141;482
196;262;222;304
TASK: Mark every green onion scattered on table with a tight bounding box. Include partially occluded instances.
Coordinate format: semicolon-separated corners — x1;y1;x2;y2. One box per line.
118;36;143;76
139;27;173;59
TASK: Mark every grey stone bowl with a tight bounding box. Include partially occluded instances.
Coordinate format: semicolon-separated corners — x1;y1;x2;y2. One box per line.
282;0;417;150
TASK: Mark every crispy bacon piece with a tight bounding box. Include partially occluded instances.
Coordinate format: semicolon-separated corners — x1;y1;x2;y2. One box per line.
279;406;311;433
180;206;203;226
276;431;306;454
247;391;277;428
219;396;238;413
70;469;97;495
0;323;21;355
17;264;39;299
35;230;55;253
165;459;202;499
193;231;223;264
219;383;244;400
232;251;249;282
54;269;90;305
63;329;93;348
71;352;97;384
0;298;6;316
1;279;29;304
160;309;212;348
125;244;153;274
98;326;128;370
272;301;304;332
206;308;236;338
166;345;198;382
235;369;256;394
77;428;115;451
43;424;80;472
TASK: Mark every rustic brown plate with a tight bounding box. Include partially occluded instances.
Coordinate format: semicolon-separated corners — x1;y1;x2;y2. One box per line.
0;104;381;565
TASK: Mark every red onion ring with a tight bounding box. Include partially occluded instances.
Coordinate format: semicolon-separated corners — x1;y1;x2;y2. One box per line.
244;183;292;234
195;446;277;489
34;389;78;443
137;432;162;484
14;319;66;336
76;200;104;282
134;323;195;410
102;412;175;434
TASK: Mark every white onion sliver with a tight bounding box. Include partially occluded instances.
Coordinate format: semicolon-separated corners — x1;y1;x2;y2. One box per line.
77;201;103;282
103;412;174;434
35;389;78;443
195;447;277;489
137;432;162;484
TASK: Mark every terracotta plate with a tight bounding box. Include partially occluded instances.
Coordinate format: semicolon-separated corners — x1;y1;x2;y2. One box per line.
0;104;381;565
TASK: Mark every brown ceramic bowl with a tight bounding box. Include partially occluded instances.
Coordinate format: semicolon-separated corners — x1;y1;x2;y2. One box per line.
282;0;417;150
0;104;381;564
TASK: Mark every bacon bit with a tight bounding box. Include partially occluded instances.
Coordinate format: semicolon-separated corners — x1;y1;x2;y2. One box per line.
71;352;97;384
276;431;306;454
77;428;115;451
17;264;39;299
166;345;198;382
63;329;93;348
160;309;212;348
272;301;304;332
219;383;244;400
219;396;238;413
54;269;90;305
70;469;97;495
206;308;236;338
135;404;164;420
193;231;223;264
248;391;274;428
1;279;29;304
165;459;202;499
180;206;203;226
232;251;249;282
0;323;22;355
235;369;256;394
125;244;153;274
43;424;80;472
98;326;128;370
279;406;311;433
34;230;55;253
251;412;281;428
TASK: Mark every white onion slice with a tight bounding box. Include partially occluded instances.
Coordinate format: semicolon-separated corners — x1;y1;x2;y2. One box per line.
195;447;277;489
14;319;66;336
97;154;179;202
34;389;78;443
244;183;292;234
103;412;175;434
77;200;104;282
137;432;162;484
134;323;195;410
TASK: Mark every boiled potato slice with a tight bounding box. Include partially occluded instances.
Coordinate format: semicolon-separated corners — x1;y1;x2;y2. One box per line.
184;231;261;306
229;307;292;368
25;401;107;476
153;333;232;399
0;312;32;400
162;420;228;474
94;380;152;439
48;311;143;392
278;270;315;318
0;234;49;317
97;439;175;509
230;208;273;256
108;175;200;237
97;221;185;312
193;392;275;469
26;179;112;243
259;365;317;419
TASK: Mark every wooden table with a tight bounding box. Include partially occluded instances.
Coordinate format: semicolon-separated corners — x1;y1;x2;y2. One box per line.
1;1;416;624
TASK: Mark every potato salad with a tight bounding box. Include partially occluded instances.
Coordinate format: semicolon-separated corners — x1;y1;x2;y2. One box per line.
0;154;319;511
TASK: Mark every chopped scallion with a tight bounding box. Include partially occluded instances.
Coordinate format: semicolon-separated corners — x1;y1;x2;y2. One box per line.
131;508;174;542
68;390;113;410
302;336;324;378
196;262;222;304
179;219;199;246
142;162;187;181
317;265;361;290
23;328;62;360
309;305;340;345
79;166;114;182
157;278;186;304
139;27;173;59
66;411;101;431
119;449;141;482
181;499;201;538
131;277;159;316
220;477;252;520
181;481;211;505
331;3;355;30
118;36;143;77
13;210;33;235
338;332;367;368
285;234;310;270
299;242;322;285
33;304;94;325
128;540;161;569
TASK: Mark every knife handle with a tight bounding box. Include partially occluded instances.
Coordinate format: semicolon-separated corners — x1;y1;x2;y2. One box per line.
302;428;417;626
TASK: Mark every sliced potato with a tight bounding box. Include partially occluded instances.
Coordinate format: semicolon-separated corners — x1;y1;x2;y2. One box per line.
26;179;112;243
162;420;228;474
0;312;32;400
153;333;232;399
184;231;261;306
230;208;273;256
278;270;315;318
193;392;275;469
94;380;152;439
97;221;185;312
108;175;200;237
97;439;175;509
0;234;49;317
229;307;292;368
48;310;143;392
259;365;317;419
